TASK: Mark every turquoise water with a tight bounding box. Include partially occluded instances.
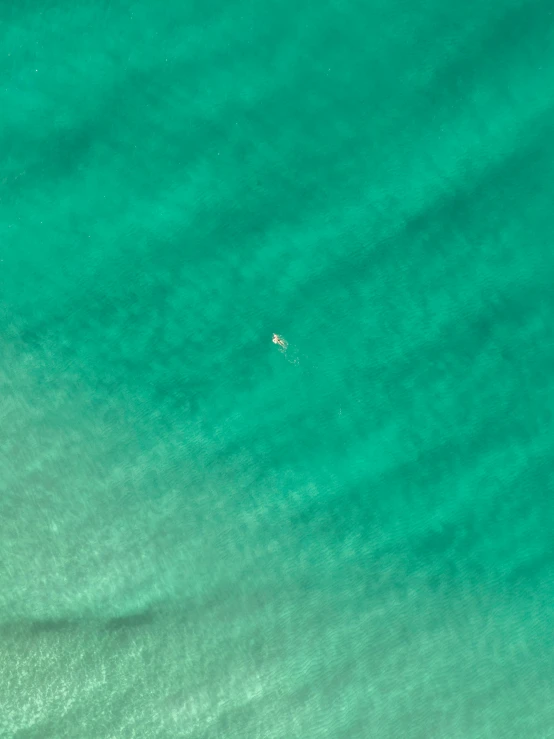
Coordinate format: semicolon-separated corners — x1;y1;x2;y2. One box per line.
2;0;554;736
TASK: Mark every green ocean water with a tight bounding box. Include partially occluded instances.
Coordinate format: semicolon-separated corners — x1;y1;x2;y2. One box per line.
2;0;554;736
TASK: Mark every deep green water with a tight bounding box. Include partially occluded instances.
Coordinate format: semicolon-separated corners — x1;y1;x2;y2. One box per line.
2;1;554;736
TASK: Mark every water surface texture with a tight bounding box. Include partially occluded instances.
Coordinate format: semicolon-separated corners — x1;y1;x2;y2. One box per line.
2;1;554;737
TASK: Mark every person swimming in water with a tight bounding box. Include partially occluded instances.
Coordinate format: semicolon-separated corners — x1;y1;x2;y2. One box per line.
272;333;287;349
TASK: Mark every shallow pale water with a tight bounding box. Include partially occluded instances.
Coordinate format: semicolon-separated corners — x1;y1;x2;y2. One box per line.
2;1;554;737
